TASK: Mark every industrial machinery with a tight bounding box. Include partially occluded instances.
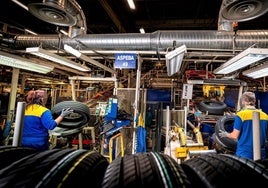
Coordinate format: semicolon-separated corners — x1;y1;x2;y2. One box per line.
164;107;216;163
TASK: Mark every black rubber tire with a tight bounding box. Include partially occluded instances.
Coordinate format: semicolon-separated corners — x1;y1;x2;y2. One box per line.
38;150;109;187
214;115;237;151
255;158;268;168
51;100;90;128
0;146;37;169
220;154;268;181
101;152;191;188
0;149;75;187
198;100;227;115
181;153;268;187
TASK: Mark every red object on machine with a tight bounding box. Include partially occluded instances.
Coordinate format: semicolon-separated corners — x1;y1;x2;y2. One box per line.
185;70;215;80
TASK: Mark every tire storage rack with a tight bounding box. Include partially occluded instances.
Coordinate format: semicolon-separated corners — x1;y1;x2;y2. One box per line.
0;146;268;187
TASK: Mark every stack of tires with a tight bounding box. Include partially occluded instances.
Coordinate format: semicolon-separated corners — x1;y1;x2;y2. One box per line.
102;152;268;187
0;147;267;187
0;147;109;187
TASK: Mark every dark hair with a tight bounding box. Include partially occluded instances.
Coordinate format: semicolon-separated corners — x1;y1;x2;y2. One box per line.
25;90;47;106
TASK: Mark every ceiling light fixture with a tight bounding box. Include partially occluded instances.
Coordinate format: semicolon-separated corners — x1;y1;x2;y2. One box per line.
26;47;90;72
127;0;136;10
139;27;145;34
213;47;268;74
11;0;28;10
25;29;38;35
165;44;187;76
0;50;53;74
242;62;268;79
60;29;69;36
64;44;115;73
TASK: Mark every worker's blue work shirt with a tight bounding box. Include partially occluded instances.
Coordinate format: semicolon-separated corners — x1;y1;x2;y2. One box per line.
234;108;268;160
21;104;57;151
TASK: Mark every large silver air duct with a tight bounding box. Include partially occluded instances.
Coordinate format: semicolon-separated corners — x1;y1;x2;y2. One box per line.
7;0;268;52
14;30;268;52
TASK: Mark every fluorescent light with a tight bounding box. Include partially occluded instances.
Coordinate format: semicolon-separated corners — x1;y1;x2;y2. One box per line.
64;44;115;73
60;29;69;36
139;27;145;34
127;0;136;10
242;62;268;78
26;47;90;72
213;47;268;74
0;51;53;74
25;29;38;35
12;0;28;10
64;44;82;58
165;45;187;76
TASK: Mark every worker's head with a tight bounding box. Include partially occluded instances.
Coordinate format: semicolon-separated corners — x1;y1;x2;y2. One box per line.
25;89;48;106
241;91;256;107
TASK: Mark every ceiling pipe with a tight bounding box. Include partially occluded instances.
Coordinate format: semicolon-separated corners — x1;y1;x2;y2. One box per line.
11;30;268;52
66;0;87;37
217;0;233;31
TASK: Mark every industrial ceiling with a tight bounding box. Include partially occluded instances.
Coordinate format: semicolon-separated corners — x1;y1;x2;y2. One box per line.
2;0;268;34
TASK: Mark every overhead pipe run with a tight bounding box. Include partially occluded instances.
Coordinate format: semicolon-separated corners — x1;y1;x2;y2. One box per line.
11;30;268;52
217;0;233;31
6;0;268;55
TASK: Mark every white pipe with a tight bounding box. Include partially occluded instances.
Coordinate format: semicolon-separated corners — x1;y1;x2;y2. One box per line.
189;149;217;156
165;106;170;147
12;102;26;146
253;111;261;160
68;76;116;82
7;68;19;122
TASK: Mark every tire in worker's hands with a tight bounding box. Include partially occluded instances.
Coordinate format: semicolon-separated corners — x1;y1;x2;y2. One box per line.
219;130;228;138
60;107;73;118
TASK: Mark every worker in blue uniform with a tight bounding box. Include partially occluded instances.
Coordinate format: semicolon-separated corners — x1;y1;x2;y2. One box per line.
219;91;268;160
21;90;73;151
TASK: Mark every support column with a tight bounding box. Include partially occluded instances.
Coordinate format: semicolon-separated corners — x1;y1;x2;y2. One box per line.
132;55;142;154
253;111;261;160
12;102;26;146
7;68;19;123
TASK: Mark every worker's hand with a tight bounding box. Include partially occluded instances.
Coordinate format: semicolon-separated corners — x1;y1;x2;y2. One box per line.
219;130;228;138
60;107;73;118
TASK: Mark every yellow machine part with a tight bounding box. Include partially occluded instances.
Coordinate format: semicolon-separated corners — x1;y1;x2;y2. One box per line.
193;127;204;145
203;85;225;97
175;145;209;159
109;132;124;163
175;147;189;159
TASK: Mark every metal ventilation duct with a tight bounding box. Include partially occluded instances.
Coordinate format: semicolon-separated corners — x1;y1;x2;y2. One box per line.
28;0;76;26
3;0;268;52
28;0;87;37
13;30;268;52
220;0;268;22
